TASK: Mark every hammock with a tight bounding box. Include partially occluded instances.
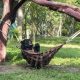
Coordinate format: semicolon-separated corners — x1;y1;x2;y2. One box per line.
21;42;64;68
22;45;63;68
21;30;80;68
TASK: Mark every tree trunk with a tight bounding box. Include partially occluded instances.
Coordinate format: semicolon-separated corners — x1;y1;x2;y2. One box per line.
17;7;24;40
0;0;13;62
0;0;28;62
57;14;63;37
32;22;36;44
69;18;75;35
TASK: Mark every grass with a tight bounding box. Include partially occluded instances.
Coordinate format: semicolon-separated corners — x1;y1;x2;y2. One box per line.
0;37;80;80
0;66;80;80
55;48;80;58
40;47;80;67
36;36;80;45
0;64;80;80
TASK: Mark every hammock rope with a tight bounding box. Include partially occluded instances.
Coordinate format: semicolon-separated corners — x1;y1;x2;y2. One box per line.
66;30;80;43
22;44;63;68
21;30;80;68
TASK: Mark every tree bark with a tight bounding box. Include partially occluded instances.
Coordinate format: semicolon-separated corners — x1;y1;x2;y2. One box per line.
0;0;26;62
0;0;13;62
32;0;80;21
57;14;63;37
17;7;24;40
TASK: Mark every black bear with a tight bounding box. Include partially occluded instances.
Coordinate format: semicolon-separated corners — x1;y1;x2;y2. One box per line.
34;43;40;53
21;39;33;50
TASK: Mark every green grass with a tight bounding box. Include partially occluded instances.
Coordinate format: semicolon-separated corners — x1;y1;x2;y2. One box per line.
40;47;80;67
6;47;80;67
36;36;80;45
0;37;80;80
40;47;80;58
0;66;80;80
56;48;80;58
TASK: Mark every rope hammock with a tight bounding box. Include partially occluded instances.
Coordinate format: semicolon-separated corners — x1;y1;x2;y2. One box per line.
22;44;63;68
21;30;80;68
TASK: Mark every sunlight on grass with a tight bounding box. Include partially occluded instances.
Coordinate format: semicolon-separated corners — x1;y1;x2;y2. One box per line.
12;59;26;65
36;37;80;45
56;48;80;58
40;44;80;48
50;57;80;67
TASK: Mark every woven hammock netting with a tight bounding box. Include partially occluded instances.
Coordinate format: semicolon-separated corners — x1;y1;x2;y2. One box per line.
21;39;64;68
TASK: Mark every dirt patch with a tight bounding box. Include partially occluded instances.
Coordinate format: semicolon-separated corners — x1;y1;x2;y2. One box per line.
65;67;80;73
0;64;80;74
0;65;24;74
45;65;80;73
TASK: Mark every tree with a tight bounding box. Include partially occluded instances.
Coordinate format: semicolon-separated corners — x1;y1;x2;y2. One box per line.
0;0;80;62
0;0;26;62
0;0;13;62
17;7;24;40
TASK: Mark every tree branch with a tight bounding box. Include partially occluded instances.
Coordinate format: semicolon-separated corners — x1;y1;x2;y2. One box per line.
32;0;80;21
1;0;28;24
10;0;27;23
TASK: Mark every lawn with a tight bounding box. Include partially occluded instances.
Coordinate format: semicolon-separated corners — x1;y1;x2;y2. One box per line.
0;37;80;80
0;65;80;80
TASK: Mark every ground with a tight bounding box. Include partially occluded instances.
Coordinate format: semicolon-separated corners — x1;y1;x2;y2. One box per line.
0;37;80;80
0;64;80;80
0;65;80;73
